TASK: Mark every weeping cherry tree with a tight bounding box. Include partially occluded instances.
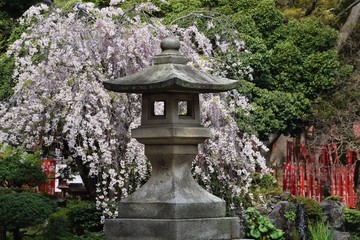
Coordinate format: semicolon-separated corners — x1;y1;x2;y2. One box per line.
0;1;269;219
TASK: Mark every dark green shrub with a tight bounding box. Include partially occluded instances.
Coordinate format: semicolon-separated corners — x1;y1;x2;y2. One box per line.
44;208;73;240
344;208;360;238
0;156;47;187
248;0;284;39
251;173;279;189
67;201;103;235
53;231;105;240
296;196;322;224
0;145;46;188
0;191;56;240
44;200;103;239
0;55;15;100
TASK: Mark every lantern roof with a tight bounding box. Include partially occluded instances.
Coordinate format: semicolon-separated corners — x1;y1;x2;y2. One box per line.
103;36;238;93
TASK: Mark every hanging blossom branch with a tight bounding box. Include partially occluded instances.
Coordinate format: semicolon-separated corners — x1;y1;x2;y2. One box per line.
0;2;269;220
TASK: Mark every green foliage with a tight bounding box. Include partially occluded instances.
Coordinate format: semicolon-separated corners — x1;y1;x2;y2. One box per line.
344;208;360;237
233;2;348;139
0;0;38;98
323;195;343;201
265;18;347;100
279;0;340;25
0;15;14;52
0;55;15;100
162;0;203;24
302;50;341;97
268;41;303;89
308;221;333;240
87;0;110;8
0;191;56;234
238;81;311;139
72;231;105;240
248;0;284;39
284;209;297;222
296;196;323;224
170;0;202;13
251;173;278;189
67;201;103;235
231;13;261;38
213;0;257;12
6;23;27;49
45;200;103;239
245;207;284;239
0;145;46;188
269;18;338;53
0;0;40;52
237;36;271;85
44;208;73;240
0;0;40;19
268;47;344;99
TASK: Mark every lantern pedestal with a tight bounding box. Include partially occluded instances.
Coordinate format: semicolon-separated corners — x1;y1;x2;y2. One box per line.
117;143;225;219
105;217;241;240
105;141;242;239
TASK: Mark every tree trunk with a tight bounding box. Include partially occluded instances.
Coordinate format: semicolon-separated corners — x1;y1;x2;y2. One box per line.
75;157;97;200
338;2;360;51
263;133;281;166
0;227;7;240
13;228;21;240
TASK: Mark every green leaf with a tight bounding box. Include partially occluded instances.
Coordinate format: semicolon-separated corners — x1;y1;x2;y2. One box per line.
259;225;268;232
250;228;261;238
248;224;255;229
270;229;284;239
266;221;274;228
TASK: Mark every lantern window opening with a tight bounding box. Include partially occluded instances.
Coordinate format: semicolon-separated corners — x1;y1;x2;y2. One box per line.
151;100;166;118
178;100;193;118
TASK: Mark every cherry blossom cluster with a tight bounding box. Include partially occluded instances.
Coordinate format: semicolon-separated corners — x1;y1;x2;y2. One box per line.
0;2;269;218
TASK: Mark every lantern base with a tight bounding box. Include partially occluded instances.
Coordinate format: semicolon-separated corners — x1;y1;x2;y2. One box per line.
105;217;241;240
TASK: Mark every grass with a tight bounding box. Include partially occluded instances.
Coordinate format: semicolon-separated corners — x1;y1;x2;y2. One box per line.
308;221;333;240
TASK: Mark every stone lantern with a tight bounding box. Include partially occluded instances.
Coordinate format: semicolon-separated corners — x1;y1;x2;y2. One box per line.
103;37;241;239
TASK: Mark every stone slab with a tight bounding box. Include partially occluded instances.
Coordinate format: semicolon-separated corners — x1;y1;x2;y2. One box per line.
118;202;226;219
132;126;210;144
105;217;241;240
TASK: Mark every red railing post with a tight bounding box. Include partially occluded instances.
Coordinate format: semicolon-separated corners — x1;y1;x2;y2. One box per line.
300;163;305;197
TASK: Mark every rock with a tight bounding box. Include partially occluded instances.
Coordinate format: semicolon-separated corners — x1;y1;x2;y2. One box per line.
320;200;346;230
320;200;352;240
268;201;299;240
332;230;351;240
268;201;289;229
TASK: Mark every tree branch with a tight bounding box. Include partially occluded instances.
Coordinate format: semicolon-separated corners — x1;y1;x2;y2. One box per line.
337;0;360;17
304;0;318;16
338;1;360;51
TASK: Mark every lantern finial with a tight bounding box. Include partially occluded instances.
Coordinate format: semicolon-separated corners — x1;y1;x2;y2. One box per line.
154;36;188;65
160;36;180;51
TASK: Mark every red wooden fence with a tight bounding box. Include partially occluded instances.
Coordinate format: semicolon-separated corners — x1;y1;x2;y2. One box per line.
283;142;358;208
